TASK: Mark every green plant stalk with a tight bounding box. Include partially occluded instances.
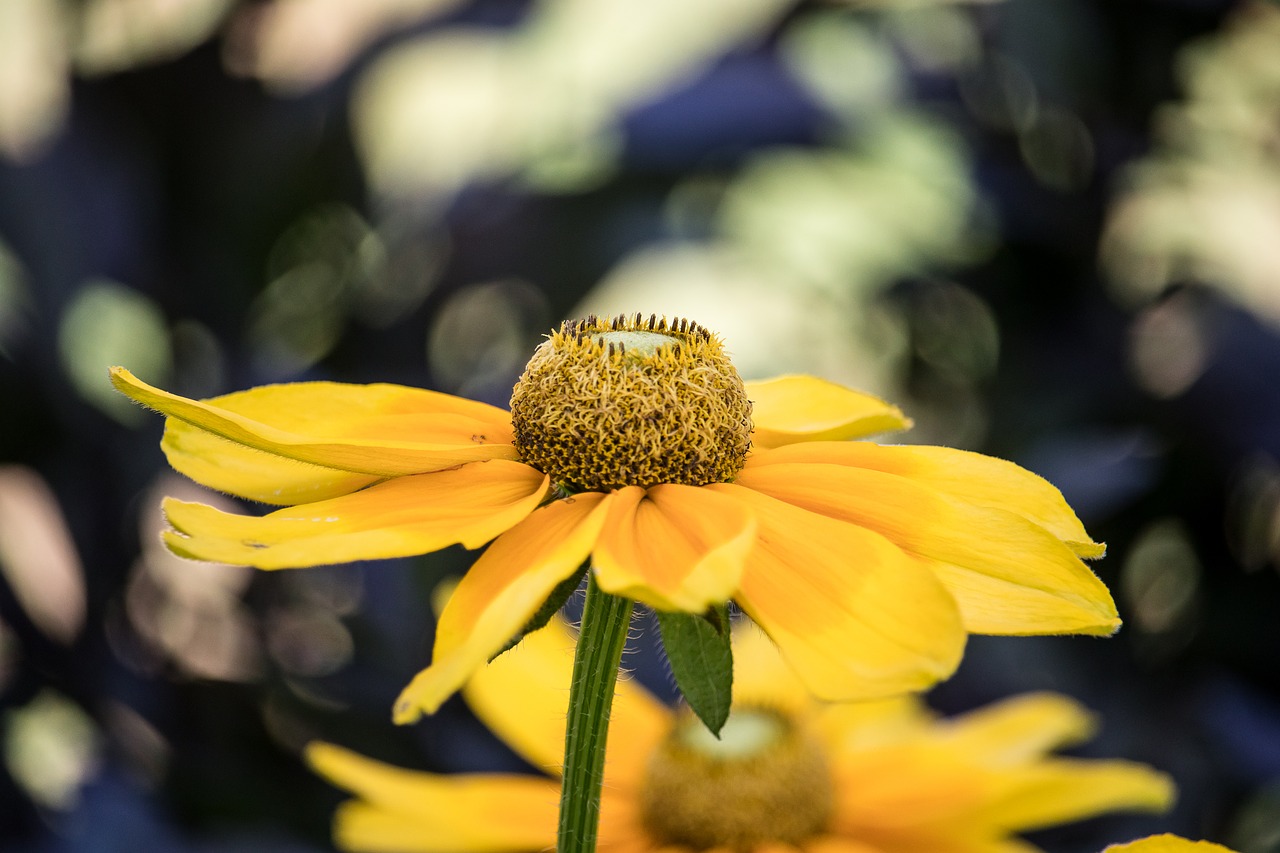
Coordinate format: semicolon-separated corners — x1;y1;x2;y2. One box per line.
557;572;634;853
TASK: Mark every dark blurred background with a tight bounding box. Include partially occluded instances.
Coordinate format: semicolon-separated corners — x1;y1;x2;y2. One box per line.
3;0;1280;850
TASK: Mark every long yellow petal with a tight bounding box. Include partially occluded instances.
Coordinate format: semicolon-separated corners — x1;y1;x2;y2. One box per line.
747;442;1104;559
163;419;380;505
463;612;671;786
1105;836;1237;853
713;485;965;701
592;484;755;612
306;743;556;853
161;461;547;568
394;493;612;722
736;463;1120;636
973;758;1175;832
746;376;912;448
111;367;517;479
936;693;1096;765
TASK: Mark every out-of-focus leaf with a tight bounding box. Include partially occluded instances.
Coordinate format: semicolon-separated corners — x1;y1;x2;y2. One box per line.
353;0;794;198
0;0;70;162
58;280;171;423
3;691;100;811
0;467;85;644
75;0;235;75
223;0;464;94
1101;4;1280;327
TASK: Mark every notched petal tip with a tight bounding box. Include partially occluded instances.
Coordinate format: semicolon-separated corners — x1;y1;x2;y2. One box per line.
1072;539;1108;560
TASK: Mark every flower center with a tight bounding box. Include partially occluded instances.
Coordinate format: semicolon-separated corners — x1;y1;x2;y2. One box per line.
639;707;834;852
509;314;753;491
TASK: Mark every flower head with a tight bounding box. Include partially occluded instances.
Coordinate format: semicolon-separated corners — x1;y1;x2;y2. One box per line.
509;316;752;490
308;615;1174;853
111;313;1119;722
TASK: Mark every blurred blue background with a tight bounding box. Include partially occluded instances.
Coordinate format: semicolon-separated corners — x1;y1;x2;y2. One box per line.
2;0;1280;850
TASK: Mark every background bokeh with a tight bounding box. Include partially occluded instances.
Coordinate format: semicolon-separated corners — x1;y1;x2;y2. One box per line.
2;0;1280;850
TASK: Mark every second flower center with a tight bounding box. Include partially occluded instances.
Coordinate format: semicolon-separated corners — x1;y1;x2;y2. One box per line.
638;707;834;851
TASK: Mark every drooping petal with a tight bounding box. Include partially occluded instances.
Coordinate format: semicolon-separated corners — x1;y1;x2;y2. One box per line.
736;463;1120;636
161;461;548;569
163;421;380;505
463;611;671;786
592;484;755;612
936;693;1096;765
306;743;557;853
111;367;517;479
710;484;965;701
747;442;1104;559
973;758;1175;833
746;376;912;449
394;493;612;723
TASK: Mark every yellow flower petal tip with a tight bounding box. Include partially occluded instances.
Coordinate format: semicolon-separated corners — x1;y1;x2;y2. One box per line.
391;664;464;724
1105;834;1238;853
1073;539;1108;560
109;366;155;406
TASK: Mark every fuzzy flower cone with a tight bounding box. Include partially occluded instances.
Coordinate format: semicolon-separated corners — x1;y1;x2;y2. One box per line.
111;313;1118;722
309;614;1173;853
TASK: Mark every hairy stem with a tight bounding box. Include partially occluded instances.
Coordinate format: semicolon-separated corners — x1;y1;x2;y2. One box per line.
557;573;634;853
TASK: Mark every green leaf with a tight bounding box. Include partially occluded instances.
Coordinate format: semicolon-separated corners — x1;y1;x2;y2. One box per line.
489;563;589;661
656;603;734;736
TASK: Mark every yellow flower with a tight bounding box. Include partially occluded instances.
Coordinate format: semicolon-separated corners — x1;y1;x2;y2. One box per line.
1105;836;1236;852
308;616;1174;853
110;313;1117;723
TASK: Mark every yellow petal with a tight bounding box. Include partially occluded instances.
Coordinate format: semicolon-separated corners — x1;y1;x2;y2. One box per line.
729;622;812;715
736;463;1120;636
816;695;936;754
111;367;517;479
394;493;612;722
832;744;992;830
596;792;655;853
592;484;755;612
974;758;1175;832
161;461;547;569
306;743;556;852
746;375;912;449
1105;836;1237;853
711;484;965;701
748;442;1104;559
463;611;671;786
163;419;380;505
937;693;1096;765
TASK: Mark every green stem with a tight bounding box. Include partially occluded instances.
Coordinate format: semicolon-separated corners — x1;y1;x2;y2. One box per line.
557;573;634;853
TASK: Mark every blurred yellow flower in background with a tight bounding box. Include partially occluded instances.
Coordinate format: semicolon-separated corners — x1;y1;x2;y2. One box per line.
112;313;1118;724
309;615;1174;853
1104;835;1236;852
